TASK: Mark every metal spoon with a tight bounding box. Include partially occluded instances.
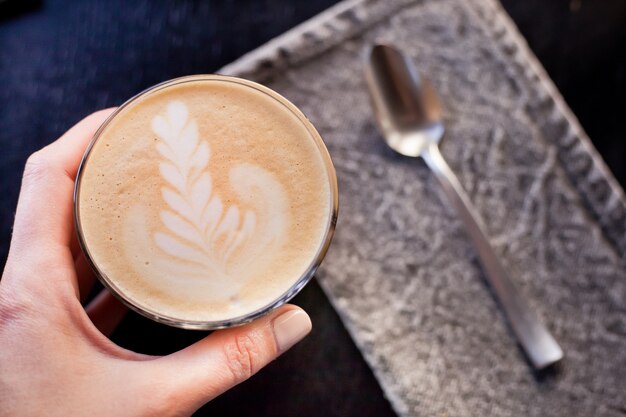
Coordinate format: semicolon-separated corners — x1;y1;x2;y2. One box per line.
365;43;563;370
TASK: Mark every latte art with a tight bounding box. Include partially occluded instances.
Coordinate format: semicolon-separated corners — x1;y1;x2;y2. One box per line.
146;100;287;294
76;76;336;326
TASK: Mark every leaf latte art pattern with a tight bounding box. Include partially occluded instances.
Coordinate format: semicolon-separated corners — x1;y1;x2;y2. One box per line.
149;101;287;282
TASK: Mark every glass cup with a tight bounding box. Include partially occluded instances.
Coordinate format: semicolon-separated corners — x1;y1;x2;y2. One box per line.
74;75;338;329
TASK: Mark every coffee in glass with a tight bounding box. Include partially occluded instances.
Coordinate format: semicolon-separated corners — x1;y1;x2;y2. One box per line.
74;75;338;329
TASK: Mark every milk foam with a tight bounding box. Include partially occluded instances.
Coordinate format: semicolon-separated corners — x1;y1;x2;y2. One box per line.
77;78;333;323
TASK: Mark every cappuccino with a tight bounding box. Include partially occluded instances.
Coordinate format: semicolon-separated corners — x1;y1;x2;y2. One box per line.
75;75;337;328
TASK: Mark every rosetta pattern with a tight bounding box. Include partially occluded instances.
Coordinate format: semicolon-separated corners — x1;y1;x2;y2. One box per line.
151;101;256;275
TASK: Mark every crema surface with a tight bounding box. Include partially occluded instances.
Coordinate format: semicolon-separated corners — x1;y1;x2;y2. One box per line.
77;78;332;323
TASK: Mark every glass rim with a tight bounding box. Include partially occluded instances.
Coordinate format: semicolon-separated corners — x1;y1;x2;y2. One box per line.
74;74;339;330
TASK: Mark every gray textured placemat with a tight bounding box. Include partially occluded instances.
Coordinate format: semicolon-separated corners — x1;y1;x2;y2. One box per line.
222;0;626;415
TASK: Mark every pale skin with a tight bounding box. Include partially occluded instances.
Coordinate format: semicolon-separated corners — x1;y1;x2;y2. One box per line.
0;109;312;417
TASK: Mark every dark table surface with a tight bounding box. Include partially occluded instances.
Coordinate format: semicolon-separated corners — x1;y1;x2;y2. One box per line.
0;1;624;416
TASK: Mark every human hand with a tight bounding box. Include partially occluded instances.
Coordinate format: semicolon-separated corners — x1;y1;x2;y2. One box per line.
0;109;312;417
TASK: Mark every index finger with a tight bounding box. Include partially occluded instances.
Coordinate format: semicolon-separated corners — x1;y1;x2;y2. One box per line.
39;108;116;180
7;109;116;269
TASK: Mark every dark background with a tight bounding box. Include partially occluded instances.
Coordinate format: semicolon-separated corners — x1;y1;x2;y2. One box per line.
0;1;624;416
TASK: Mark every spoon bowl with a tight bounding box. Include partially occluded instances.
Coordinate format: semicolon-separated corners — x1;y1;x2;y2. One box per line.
366;44;444;157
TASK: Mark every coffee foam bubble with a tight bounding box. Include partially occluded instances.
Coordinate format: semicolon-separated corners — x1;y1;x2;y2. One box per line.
78;78;332;323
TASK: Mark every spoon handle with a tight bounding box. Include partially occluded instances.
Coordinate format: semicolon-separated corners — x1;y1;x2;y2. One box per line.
422;143;563;369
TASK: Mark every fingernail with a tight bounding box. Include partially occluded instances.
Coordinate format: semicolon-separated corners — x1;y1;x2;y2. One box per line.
273;309;312;353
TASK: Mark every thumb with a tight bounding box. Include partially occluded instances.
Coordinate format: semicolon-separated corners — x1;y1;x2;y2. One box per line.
147;305;311;416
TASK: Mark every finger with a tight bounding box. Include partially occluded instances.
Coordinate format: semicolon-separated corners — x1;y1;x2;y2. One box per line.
6;109;115;291
146;305;311;415
75;252;97;303
13;108;115;250
37;108;116;179
85;289;128;337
